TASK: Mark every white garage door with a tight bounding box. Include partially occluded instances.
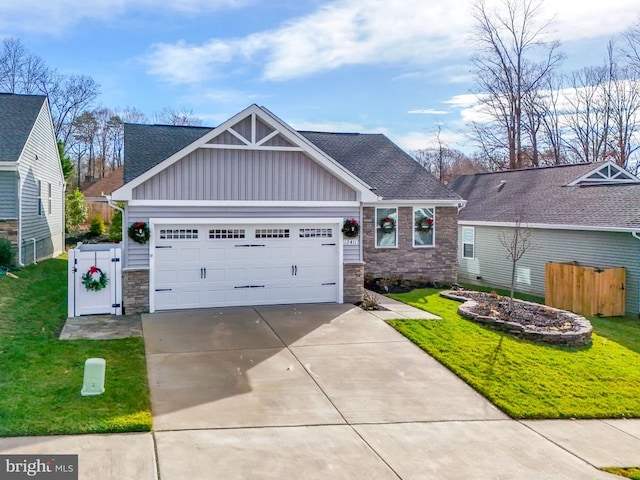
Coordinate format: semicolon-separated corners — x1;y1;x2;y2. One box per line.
152;222;340;311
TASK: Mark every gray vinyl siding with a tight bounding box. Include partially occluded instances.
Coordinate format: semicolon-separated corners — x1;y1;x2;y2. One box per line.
124;204;361;268
17;102;65;263
132;148;357;201
458;225;640;315
0;170;18;218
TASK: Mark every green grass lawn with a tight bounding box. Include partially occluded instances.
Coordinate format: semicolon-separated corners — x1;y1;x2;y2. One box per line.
601;467;640;479
0;256;152;436
388;288;640;419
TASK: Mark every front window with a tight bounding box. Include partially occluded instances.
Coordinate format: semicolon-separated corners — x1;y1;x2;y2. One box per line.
376;207;397;248
462;226;475;259
413;207;435;247
48;182;52;214
37;180;42;216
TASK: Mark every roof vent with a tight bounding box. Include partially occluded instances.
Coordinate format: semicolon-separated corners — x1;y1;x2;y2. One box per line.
497;180;506;192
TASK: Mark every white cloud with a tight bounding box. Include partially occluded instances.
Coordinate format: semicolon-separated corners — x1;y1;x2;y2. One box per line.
407;109;449;115
140;0;640;85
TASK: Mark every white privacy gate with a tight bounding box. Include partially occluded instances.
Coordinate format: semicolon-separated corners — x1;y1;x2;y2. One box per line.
68;243;122;317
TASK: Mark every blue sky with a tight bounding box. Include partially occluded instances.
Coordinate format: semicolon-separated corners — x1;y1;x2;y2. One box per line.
1;0;638;152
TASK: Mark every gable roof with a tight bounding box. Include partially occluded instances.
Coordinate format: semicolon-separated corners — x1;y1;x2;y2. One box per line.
449;162;640;231
0;93;46;162
82;166;124;198
299;131;461;201
119;105;461;203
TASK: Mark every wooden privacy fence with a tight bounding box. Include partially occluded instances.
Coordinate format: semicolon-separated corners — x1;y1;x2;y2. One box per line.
545;262;625;317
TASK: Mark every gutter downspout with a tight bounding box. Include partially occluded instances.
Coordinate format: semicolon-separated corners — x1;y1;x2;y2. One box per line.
17;170;23;266
632;232;640;318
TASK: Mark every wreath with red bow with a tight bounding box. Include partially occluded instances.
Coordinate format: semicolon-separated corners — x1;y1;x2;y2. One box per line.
415;215;434;232
128;221;151;244
379;216;396;234
341;218;360;238
81;266;109;292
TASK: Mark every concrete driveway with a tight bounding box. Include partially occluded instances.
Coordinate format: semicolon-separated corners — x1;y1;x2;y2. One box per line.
141;303;620;480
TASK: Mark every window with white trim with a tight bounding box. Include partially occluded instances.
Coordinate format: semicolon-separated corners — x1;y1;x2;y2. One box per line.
37;180;43;216
255;228;290;239
160;228;199;240
299;228;333;238
375;207;397;248
210;229;245;239
462;226;475;259
413;207;435;247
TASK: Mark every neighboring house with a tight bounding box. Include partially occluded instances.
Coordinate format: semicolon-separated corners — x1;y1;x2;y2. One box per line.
450;161;640;315
112;104;464;313
0;94;65;265
81;166;124;223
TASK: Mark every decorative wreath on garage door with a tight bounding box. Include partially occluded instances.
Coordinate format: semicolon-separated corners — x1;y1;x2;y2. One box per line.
128;221;151;244
81;266;109;292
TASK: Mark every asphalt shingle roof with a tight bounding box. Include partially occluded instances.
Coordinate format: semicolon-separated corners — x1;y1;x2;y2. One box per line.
300;131;461;201
124;123;213;183
449;163;640;230
123;123;461;201
0;93;46;161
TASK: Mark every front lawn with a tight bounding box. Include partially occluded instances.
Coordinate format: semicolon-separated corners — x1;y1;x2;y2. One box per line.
0;257;152;436
388;288;640;419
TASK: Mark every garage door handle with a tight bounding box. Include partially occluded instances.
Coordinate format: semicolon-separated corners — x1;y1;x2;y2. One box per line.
235;244;265;247
234;285;265;289
322;243;336;246
156;245;172;249
155;288;172;292
322;282;336;286
291;265;298;276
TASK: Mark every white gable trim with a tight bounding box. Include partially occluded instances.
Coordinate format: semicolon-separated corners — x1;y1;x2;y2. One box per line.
567;160;640;186
112;104;378;202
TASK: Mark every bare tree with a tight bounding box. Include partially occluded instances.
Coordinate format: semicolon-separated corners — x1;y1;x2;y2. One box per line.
154;107;202;126
562;66;611;163
499;215;535;314
471;0;563;170
45;73;100;145
606;44;640;169
536;74;565;164
0;38;49;94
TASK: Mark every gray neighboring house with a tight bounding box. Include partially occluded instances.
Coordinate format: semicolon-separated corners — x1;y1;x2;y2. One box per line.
112;104;464;313
450;161;640;315
0;93;65;265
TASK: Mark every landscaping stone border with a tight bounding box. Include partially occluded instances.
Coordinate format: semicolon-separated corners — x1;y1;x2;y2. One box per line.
440;291;592;346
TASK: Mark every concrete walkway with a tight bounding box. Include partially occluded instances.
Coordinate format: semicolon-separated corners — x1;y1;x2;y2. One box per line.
3;302;640;479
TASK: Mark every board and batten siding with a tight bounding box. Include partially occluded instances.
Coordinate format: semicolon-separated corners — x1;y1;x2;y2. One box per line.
123;205;361;269
132;148;357;202
458;225;640;315
0;170;18;218
17;102;64;263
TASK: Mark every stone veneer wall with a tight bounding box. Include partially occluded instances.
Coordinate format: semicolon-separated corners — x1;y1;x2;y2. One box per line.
0;219;18;245
362;206;458;284
123;268;149;314
343;262;365;303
